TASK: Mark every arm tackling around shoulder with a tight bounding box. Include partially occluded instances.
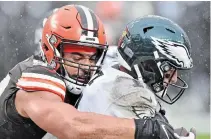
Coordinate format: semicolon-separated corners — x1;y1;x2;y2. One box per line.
16;90;135;139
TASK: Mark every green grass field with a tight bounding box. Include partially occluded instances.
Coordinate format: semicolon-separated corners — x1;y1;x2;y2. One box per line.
197;134;210;139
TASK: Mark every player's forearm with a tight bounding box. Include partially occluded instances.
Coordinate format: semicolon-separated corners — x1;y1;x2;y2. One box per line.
25;99;135;139
25;100;76;139
73;111;135;139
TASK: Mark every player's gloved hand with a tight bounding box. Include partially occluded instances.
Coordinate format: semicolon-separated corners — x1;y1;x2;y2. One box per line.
174;127;188;136
135;118;176;139
154;119;177;139
174;128;196;139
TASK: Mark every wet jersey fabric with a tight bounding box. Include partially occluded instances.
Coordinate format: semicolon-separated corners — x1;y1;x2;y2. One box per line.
78;66;158;119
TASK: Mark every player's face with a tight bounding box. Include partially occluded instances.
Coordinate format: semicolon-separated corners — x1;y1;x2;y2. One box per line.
63;51;97;82
163;69;178;87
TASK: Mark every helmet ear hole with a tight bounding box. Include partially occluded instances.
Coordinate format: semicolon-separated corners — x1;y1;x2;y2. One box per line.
142;60;156;73
140;60;163;84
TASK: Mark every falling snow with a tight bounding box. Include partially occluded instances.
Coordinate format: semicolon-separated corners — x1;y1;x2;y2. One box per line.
0;1;209;134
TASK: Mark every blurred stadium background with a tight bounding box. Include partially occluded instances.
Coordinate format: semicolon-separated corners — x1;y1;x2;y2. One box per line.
0;1;209;138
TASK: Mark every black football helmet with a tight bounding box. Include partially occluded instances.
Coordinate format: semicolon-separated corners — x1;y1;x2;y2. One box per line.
117;15;193;104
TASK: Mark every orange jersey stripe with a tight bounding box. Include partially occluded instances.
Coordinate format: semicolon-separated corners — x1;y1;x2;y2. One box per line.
19;77;66;91
17;84;65;101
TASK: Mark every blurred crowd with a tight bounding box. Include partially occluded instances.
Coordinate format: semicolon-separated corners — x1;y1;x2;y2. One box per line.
0;1;209;133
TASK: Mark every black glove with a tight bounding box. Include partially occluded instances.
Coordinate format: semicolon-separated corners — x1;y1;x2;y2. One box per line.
134;118;176;139
154;119;176;139
154;111;169;123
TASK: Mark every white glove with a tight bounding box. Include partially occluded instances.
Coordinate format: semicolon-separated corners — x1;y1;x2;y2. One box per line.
174;128;196;139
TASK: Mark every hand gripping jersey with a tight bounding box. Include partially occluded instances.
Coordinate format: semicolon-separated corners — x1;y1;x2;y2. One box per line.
0;55;66;139
78;66;158;119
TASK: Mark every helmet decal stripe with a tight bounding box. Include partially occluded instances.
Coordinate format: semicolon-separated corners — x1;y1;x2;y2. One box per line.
79;5;94;37
75;5;88;36
88;8;98;37
75;5;96;38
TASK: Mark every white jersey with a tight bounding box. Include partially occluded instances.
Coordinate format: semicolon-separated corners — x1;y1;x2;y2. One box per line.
78;67;158;119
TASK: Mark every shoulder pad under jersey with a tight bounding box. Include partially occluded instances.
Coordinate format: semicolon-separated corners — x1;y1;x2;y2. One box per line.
16;64;66;101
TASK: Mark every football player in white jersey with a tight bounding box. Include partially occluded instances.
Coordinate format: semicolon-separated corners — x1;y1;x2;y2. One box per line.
78;15;196;139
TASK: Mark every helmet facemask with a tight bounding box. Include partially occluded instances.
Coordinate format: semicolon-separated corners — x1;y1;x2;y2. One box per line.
132;59;190;104
151;61;189;104
47;34;108;94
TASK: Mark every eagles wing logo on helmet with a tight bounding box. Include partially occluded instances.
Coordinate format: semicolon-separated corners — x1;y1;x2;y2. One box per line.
151;37;193;69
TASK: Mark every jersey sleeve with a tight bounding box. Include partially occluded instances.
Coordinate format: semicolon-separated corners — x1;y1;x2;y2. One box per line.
16;66;66;101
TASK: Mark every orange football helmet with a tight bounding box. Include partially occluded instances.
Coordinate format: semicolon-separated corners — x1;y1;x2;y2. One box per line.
41;5;108;94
